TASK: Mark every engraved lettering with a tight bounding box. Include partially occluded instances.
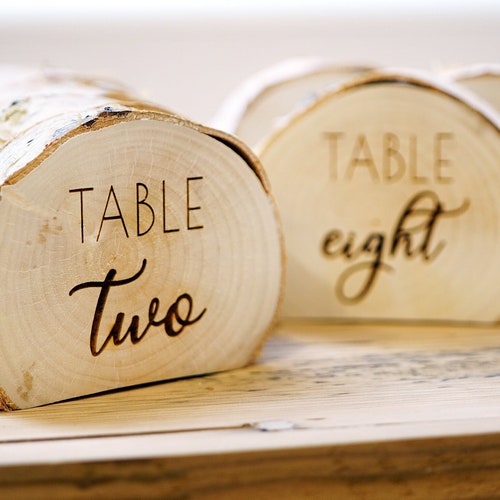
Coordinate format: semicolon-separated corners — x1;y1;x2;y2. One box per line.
136;182;155;236
382;133;405;183
69;259;206;356
324;131;344;180
69;187;94;243
322;191;470;304
324;132;455;184
346;134;379;182
187;176;204;230
408;134;428;183
70;177;205;242
97;185;129;241
434;132;454;184
162;180;180;233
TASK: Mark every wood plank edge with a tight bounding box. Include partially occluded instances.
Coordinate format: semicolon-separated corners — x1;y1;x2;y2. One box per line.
1;431;499;499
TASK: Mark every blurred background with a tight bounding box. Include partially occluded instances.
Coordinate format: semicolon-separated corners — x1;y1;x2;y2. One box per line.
1;0;499;124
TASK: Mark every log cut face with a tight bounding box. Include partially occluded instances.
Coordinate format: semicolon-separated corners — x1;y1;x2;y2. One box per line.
259;71;500;323
0;72;283;410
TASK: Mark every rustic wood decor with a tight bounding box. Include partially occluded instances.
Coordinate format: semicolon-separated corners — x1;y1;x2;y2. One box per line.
0;67;283;410
212;58;374;148
445;63;500;114
255;70;500;322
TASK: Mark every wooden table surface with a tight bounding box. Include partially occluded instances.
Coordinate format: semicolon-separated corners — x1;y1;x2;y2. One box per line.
1;321;499;499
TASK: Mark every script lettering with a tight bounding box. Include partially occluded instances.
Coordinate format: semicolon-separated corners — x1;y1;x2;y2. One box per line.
322;191;469;303
69;259;206;356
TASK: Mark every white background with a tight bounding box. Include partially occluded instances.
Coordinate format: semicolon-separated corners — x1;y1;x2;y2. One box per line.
1;1;499;124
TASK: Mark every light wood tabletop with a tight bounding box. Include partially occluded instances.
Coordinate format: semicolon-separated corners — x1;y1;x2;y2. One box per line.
1;321;499;498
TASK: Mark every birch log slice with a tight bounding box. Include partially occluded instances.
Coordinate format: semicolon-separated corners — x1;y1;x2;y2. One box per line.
212;58;374;148
258;70;500;323
0;69;283;410
445;63;500;114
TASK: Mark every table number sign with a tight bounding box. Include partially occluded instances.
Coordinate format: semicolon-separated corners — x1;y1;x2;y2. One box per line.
0;69;283;410
256;70;500;323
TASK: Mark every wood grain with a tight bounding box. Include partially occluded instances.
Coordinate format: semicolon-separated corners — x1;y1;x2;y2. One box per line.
0;322;499;497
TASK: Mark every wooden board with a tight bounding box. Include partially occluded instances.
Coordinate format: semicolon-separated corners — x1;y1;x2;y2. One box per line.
1;321;499;498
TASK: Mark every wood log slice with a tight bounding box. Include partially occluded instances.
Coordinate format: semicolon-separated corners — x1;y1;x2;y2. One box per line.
444;63;500;114
0;68;283;410
258;69;500;324
212;58;374;148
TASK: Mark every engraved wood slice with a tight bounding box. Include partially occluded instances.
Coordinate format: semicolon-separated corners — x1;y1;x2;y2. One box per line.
258;70;500;323
0;68;283;410
212;58;374;148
